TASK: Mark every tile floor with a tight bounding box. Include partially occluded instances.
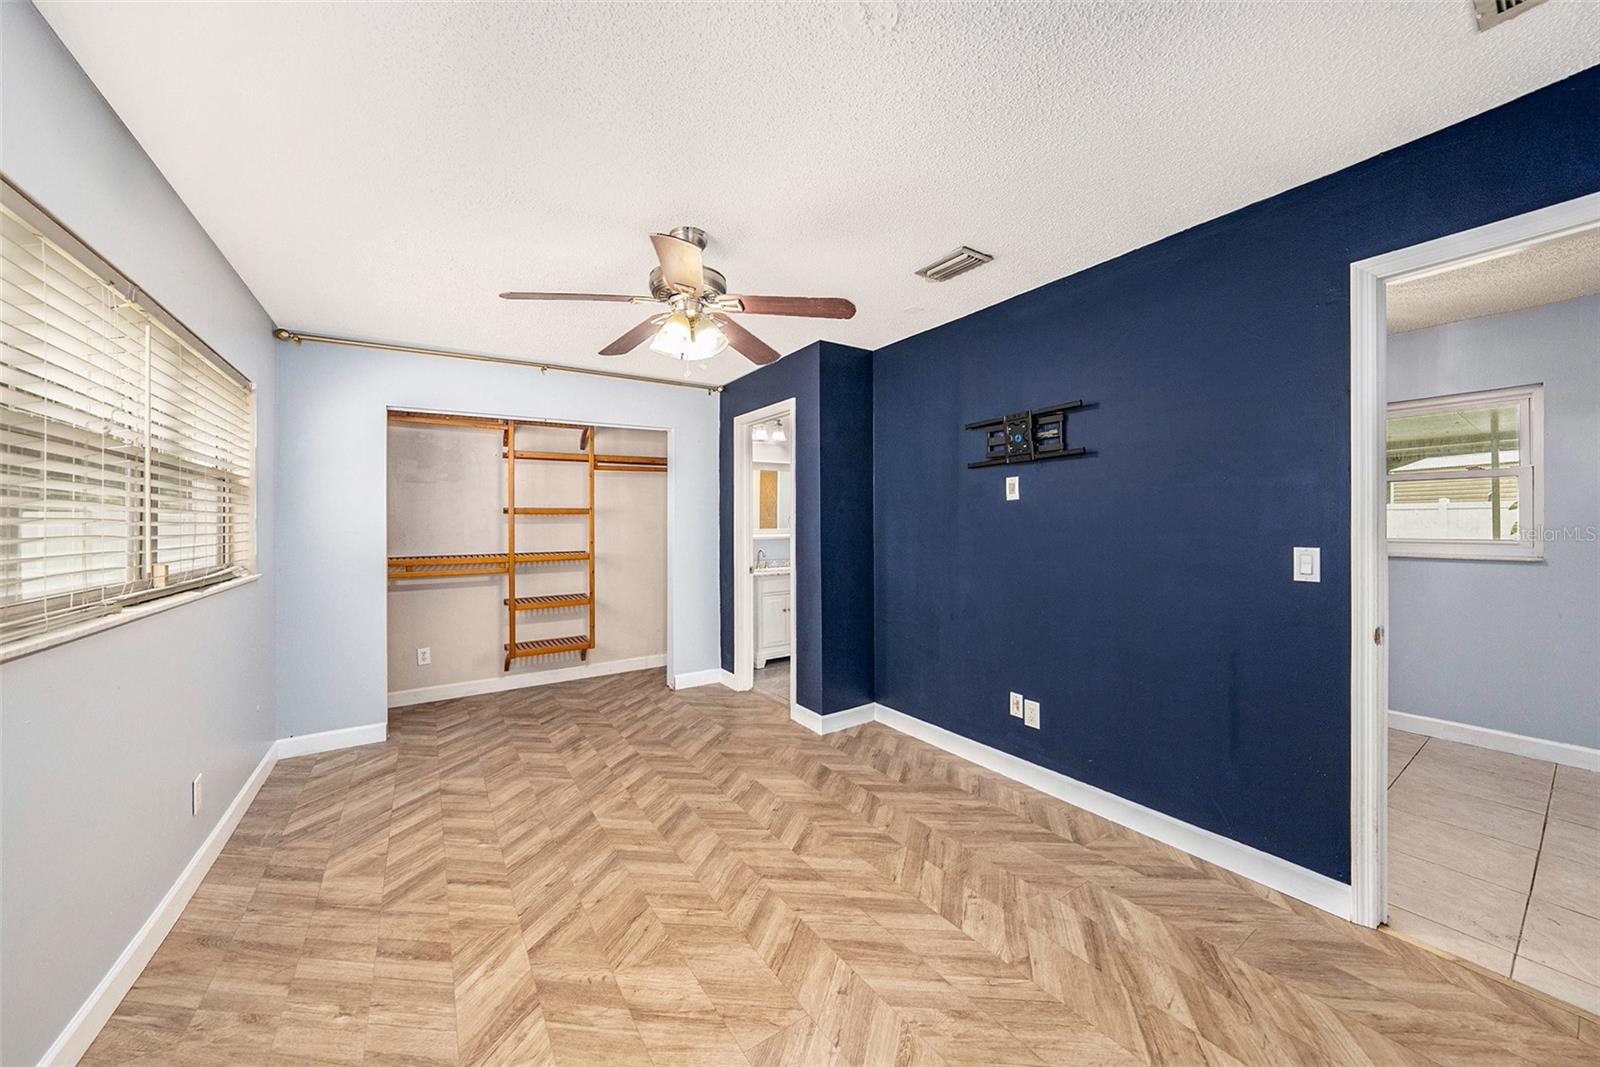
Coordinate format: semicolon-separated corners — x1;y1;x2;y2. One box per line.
1387;727;1600;1013
752;656;790;705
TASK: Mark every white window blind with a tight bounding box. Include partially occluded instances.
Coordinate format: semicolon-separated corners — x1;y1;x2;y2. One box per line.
1;181;255;654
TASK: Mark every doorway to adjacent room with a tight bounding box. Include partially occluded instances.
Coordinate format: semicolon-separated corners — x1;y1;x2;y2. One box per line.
730;399;797;714
1348;192;1600;1010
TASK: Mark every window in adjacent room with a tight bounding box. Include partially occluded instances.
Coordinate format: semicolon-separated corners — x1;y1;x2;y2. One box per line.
1385;384;1543;560
0;179;256;657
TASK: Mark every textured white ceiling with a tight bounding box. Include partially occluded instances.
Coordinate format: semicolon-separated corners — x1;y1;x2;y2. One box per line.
37;1;1600;386
1388;226;1600;332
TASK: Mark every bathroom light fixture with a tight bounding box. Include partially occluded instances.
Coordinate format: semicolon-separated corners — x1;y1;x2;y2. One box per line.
648;310;729;361
752;422;770;442
770;419;787;443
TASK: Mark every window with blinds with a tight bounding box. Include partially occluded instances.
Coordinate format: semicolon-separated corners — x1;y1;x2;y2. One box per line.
1;180;255;655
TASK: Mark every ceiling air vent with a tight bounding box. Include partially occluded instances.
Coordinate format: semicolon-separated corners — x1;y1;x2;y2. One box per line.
1473;0;1547;30
915;246;993;282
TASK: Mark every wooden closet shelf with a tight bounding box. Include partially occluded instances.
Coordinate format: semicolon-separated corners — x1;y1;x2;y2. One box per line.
505;449;664;471
388;553;507;580
506;635;591;659
505;506;591;516
388;411;509;431
516;418;590;432
388;411;593;433
386;550;589;579
390;411;604;672
506;593;591;612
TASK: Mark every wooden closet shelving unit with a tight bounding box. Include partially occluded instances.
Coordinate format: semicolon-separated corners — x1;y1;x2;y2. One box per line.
386;410;667;671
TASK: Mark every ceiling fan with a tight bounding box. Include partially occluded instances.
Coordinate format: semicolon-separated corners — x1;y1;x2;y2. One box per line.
500;226;856;365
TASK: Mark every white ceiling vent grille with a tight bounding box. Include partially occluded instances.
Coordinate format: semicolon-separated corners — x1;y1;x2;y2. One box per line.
915;246;994;282
1473;0;1548;30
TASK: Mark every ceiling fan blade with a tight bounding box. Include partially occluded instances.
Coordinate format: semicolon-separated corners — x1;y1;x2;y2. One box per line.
500;291;646;302
713;314;780;365
599;316;664;356
650;233;705;294
719;295;857;319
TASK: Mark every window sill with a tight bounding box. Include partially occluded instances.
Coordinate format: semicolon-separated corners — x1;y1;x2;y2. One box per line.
0;572;261;664
1388;549;1544;563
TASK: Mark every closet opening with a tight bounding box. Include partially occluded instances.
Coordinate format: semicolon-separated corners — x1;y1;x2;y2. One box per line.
384;408;669;707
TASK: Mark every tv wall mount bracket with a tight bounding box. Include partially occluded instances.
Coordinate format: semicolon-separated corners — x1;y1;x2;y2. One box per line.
965;400;1087;468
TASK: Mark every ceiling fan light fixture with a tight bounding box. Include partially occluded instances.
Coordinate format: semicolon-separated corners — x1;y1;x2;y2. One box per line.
649;311;728;361
502;225;847;366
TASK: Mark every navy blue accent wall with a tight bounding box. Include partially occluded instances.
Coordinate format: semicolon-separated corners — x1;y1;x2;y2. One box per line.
817;344;876;713
871;69;1600;882
720;342;874;715
721;342;824;709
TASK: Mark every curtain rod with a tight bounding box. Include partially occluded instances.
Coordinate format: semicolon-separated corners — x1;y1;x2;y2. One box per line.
271;328;724;394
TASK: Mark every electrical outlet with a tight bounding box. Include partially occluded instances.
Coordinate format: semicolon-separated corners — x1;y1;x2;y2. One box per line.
416;647;431;666
192;773;203;816
1009;691;1024;718
1023;699;1040;729
1005;475;1020;501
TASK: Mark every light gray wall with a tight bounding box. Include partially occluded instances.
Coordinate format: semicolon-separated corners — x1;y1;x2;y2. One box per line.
385;422;668;695
1388;295;1600;749
0;4;279;1062
275;341;721;739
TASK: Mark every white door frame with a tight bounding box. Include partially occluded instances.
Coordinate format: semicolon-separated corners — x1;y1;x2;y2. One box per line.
731;398;797;705
1347;191;1600;928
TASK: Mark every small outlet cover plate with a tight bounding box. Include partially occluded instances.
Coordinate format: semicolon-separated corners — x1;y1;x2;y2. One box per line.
1005;475;1020;501
417;647;432;666
1009;691;1024;717
192;773;203;816
1023;699;1040;729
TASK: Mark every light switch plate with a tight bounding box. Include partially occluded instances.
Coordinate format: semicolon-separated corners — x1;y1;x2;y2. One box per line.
1009;692;1024;718
1293;547;1321;583
192;773;203;816
1023;699;1040;729
1005;475;1020;501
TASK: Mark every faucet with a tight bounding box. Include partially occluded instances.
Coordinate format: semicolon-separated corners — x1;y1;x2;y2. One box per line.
756;549;768;569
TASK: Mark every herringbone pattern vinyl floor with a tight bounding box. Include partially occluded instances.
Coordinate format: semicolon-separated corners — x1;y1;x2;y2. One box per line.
83;671;1600;1065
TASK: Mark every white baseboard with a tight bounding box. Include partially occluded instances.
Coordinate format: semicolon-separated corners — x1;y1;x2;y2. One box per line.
389;653;667;708
274;720;387;760
672;666;734;690
789;701;876;735
737;684;1353;921
718;679;1353;919
39;744;278;1067
1389;709;1600;771
43;717;394;1065
871;704;1353;919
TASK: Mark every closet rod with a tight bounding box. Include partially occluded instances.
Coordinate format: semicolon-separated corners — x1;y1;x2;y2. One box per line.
274;329;724;394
